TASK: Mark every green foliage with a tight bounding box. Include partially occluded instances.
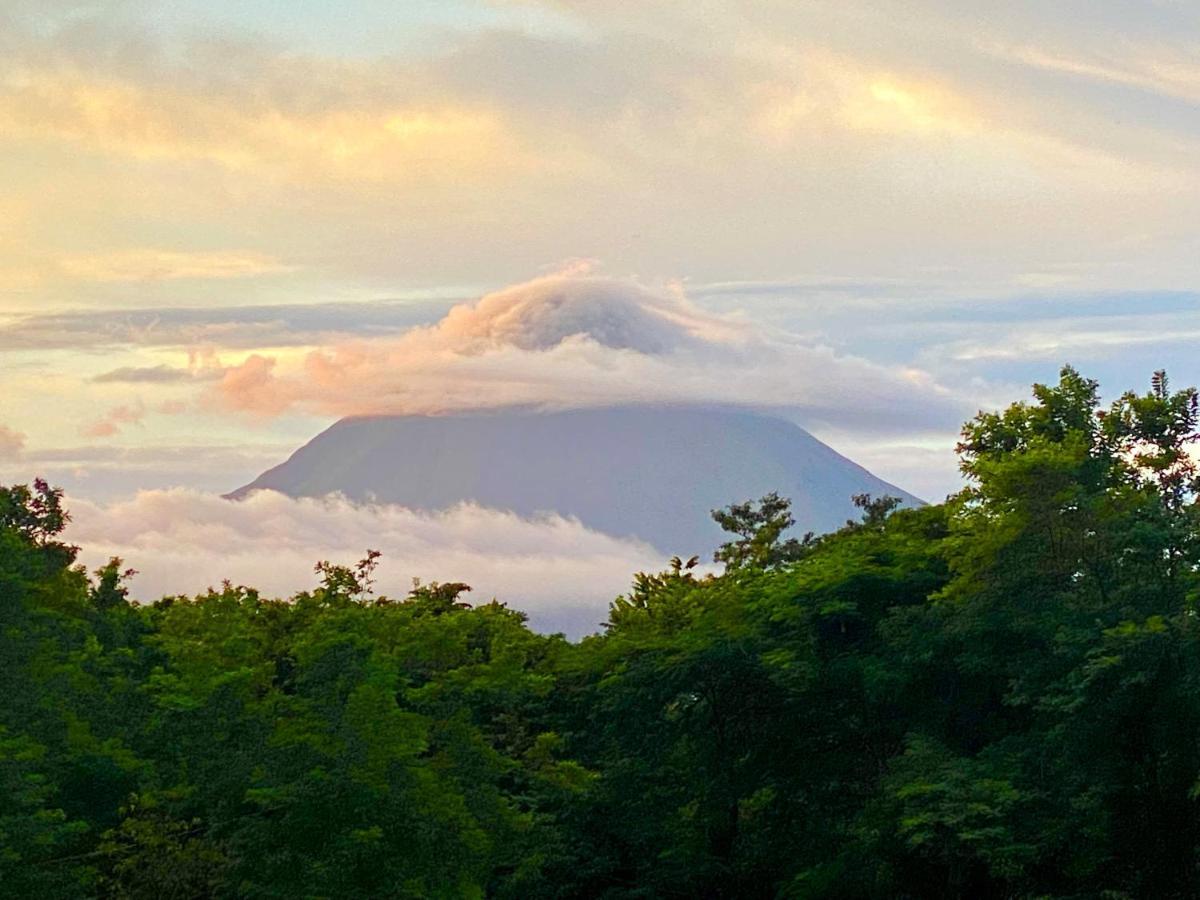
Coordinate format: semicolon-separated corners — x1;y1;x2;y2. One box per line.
97;793;229;899
712;491;815;570
4;368;1200;896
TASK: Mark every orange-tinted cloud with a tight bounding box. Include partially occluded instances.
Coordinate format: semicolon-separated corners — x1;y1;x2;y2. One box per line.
0;70;530;184
2;3;1196;302
213;354;293;416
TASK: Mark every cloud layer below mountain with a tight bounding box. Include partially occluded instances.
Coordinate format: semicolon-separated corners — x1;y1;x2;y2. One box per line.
67;488;667;637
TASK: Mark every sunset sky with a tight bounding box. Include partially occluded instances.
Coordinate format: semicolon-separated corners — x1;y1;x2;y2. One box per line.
2;1;1198;613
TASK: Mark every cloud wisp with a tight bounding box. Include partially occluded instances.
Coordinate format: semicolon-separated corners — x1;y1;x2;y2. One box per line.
0;424;25;460
210;273;970;434
67;488;666;637
58;249;290;283
0;298;458;352
81;402;146;439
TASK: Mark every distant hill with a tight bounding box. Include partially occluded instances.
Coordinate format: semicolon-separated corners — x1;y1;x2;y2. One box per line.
230;406;921;555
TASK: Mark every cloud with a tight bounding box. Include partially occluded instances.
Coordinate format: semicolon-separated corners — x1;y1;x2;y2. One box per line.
4;2;1199;300
211;273;970;434
0;298;457;352
92;350;227;384
0;57;537;194
0;62;497;175
938;318;1200;364
997;43;1200;105
0;425;25;459
66;488;666;637
0;443;302;502
58;249;289;283
434;273;740;352
81;402;145;438
93;364;213;384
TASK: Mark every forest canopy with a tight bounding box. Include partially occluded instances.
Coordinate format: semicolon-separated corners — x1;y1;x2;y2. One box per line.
4;367;1200;898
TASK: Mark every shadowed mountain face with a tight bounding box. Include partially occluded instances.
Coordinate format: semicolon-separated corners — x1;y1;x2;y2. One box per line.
231;406;921;555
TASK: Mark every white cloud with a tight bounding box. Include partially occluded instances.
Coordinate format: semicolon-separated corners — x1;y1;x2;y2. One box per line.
67;488;667;637
433;271;740;352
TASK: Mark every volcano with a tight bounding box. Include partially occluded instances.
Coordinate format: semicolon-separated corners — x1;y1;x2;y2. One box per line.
231;406;921;555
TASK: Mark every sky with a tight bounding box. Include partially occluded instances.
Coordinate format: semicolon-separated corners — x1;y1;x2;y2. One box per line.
1;0;1198;627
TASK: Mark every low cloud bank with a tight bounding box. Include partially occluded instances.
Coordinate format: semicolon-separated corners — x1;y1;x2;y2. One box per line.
210;273;970;434
67;488;668;637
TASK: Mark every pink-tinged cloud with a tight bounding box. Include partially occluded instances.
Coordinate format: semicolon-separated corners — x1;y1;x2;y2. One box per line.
209;273;970;433
0;424;26;459
81;402;146;438
66;488;670;636
214;354;293;416
81;421;120;438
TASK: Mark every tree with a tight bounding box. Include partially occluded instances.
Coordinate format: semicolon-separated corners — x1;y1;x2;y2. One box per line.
90;558;136;611
850;492;903;529
712;492;813;571
1;478;78;579
1102;369;1200;508
313;548;382;603
406;579;473;615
